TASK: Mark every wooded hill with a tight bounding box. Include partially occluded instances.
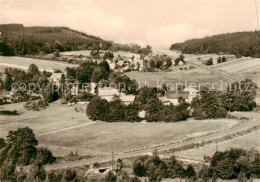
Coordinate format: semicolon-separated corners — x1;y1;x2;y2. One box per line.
170;31;260;57
0;24;112;55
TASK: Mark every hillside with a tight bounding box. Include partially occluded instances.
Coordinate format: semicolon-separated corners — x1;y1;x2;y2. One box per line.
0;24;112;55
170;31;260;57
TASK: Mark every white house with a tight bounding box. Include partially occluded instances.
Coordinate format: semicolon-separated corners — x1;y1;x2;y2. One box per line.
48;73;62;85
71;85;79;96
119;93;136;105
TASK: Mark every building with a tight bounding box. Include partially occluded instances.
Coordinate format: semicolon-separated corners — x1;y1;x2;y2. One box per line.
183;87;199;103
158;96;171;105
71;85;79;96
48;73;62;85
163;87;199;105
165;91;190;105
119;93;136;105
0;91;12;103
98;87;120;102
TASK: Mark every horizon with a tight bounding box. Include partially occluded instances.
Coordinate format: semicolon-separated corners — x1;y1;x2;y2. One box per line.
0;0;259;48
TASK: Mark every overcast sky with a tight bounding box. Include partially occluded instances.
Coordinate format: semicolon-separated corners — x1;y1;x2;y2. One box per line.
0;0;259;48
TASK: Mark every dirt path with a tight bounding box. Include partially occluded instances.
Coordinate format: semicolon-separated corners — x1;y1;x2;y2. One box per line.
38;121;95;136
45;114;260;171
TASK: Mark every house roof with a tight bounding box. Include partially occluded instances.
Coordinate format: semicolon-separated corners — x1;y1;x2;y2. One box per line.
165;91;189;99
99;88;119;96
183;87;199;93
120;94;135;102
158;96;170;103
49;73;62;80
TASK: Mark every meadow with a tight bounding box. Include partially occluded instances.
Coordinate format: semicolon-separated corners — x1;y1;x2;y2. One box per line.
0;56;73;72
0;101;240;157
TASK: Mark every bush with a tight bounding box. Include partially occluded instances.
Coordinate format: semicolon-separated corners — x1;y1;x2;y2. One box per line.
105;171;117;182
205;58;213;65
64;170;77;182
24;99;48;111
0;110;19;115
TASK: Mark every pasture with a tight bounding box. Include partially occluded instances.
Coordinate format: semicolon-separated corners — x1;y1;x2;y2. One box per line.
0;56;73;72
0;101;241;157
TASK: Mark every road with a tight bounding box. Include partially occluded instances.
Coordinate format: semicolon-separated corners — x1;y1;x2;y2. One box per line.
45;113;260;171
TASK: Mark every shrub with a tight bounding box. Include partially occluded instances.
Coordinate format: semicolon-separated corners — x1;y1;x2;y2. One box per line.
105;171;117;182
24;99;48;111
0;110;19;115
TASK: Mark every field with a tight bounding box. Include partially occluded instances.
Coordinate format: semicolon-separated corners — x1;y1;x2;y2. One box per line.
0;101;241;157
0;56;73;72
174;129;260;161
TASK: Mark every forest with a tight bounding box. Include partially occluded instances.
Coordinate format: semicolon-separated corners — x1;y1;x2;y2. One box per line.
170;31;260;57
0;24;111;55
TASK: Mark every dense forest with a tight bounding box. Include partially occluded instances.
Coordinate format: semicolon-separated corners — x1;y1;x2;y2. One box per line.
0;24;112;55
0;24;152;56
170;31;260;57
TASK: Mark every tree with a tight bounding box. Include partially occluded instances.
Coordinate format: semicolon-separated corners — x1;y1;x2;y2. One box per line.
105;171;117;182
185;164;196;178
28;64;40;76
222;79;257;111
4;70;12;91
206;58;213;65
191;91;227;119
165;57;172;68
217;57;222;64
35;148;56;165
0;138;5;149
64;170;77;182
222;56;227;62
43;82;59;103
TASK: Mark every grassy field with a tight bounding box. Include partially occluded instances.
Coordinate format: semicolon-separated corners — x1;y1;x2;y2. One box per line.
174;129;260;161
125;69;227;89
213;57;260;73
0;101;241;157
0;56;73;72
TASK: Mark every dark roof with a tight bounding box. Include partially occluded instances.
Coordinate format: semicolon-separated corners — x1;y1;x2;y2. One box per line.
165;91;189;99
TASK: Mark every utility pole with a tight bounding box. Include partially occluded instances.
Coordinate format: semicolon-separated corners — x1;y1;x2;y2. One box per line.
216;141;218;152
111;144;115;171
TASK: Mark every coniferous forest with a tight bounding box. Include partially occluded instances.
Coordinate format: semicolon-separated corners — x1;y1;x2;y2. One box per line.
170;31;260;57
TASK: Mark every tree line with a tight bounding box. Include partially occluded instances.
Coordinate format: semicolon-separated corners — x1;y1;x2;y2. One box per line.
133;148;260;181
170;31;260;57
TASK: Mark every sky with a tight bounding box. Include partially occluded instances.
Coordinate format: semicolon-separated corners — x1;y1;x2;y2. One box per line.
0;0;259;48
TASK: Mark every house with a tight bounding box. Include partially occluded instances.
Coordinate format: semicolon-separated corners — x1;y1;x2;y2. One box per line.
119;93;136;105
0;91;12;103
98;87;120;102
71;85;79;96
183;87;199;103
164;87;199;105
48;73;62;84
158;96;171;105
165;91;190;105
